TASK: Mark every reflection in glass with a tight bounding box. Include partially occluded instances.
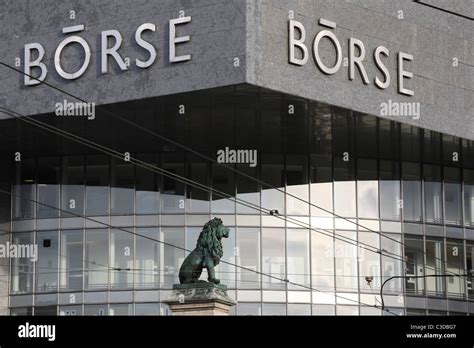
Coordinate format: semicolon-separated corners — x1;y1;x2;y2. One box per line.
359;232;380;291
404;236;425;295
211;163;235;213
186;156;210;213
381;234;403;293
84;304;108;316
236;164;259;214
311;232;334;291
467;243;474;299
424;165;443;224
310;155;333;217
357;159;379;219
37;157;60;218
237;228;260;289
287;229;310;289
109;304;133;315
136;154;160;215
85;229;109;290
426;238;445;296
380;161;401;220
162;153;185;214
60;230;83;291
335;231;358;292
36;230;58;292
286;155;309;215
261;154;285;214
110;229;134;289
111;158;134;215
444;167;462;225
135;228;159;289
465;170;474;227
402;162;422;221
262;228;285;289
86;155;109;216
11;232;34;294
161;228;184;288
446;241;465;298
61;156;84;217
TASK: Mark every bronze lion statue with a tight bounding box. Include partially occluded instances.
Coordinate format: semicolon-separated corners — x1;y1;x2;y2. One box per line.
179;218;229;284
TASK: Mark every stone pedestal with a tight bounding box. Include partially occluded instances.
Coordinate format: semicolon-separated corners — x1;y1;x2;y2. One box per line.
163;283;236;316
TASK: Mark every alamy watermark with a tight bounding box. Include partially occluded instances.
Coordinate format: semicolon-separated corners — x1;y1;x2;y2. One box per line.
0;242;38;262
217;147;257;168
380;99;420;120
55;99;95;120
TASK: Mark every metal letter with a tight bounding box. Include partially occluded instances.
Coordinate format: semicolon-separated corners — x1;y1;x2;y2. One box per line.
374;46;390;89
169;16;192;63
398;52;414;96
349;37;369;84
288;20;308;66
24;43;48;86
313;30;342;75
101;30;128;74
135;23;157;68
54;35;91;80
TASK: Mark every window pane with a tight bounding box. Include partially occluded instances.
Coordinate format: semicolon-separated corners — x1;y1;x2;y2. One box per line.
262;303;286;315
161;153;185;214
261;154;285;214
404;236;425;295
402;162;422;221
109;304;133;316
382;234;403;293
216;227;236;289
401;125;420;162
310;155;333;217
444;167;462;225
287;229;310;289
446;241;465;298
135;303;160;315
211;163;235;214
286;155;309;215
10;232;34;293
359;232;380;291
60;229;83;291
426;238;445;296
135;228;159;289
61;156;84;217
236;164;259;214
356;114;377;158
37;157;60;218
312;232;335;291
36;230;59;292
110;229;134;289
262;228;285;289
59;305;82;316
136;154;160;215
464;170;474;227
357;159;379;219
86;155;109;216
85;229;109;290
380;161;401;220
186;155;210;213
84;304;108;316
335;231;358;292
161;228;184;288
111;158;134;215
467;243;474;300
334;157;356;217
237;228;260;289
424;165;443;224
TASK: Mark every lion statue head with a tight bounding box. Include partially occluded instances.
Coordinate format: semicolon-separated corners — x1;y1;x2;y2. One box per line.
196;217;230;264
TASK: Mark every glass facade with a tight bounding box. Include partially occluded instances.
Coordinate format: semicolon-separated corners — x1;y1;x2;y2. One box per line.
5;87;474;315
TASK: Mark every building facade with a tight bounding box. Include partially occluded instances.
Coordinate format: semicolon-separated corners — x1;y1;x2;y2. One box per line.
0;0;473;315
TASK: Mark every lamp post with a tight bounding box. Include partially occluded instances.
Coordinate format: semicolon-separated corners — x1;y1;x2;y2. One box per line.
380;271;473;312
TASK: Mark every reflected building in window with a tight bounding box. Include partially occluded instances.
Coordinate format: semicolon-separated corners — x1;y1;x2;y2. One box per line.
2;87;474;316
